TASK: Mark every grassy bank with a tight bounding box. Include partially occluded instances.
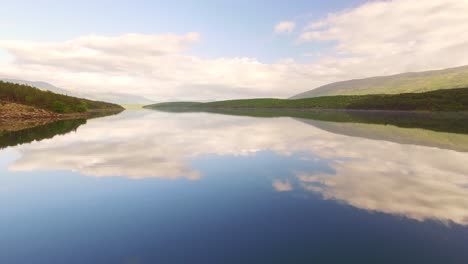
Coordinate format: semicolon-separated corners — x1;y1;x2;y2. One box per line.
0;81;123;114
145;88;468;112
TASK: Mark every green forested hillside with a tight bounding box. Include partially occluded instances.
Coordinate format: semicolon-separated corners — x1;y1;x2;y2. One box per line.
291;65;468;99
145;88;468;112
0;81;123;113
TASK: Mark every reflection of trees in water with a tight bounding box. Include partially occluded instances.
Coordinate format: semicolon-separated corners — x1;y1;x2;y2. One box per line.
153;108;468;135
0;119;87;149
0;110;123;149
150;108;468;152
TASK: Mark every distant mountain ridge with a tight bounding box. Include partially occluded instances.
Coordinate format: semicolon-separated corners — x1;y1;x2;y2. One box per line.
1;79;71;95
0;78;155;104
291;65;468;99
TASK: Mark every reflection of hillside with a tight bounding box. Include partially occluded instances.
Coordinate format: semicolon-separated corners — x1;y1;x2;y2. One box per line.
152;108;468;135
0;119;87;149
298;119;468;152
0;110;123;149
152;109;468;151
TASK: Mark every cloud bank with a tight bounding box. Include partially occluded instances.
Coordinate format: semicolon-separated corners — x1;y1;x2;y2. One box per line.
1;0;468;101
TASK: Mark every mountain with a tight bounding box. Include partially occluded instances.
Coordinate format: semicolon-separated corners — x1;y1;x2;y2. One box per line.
1;79;71;95
85;93;156;105
0;80;123;118
291;65;468;99
0;78;154;104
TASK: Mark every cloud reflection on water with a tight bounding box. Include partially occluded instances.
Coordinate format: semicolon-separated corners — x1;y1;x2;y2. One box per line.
7;110;468;225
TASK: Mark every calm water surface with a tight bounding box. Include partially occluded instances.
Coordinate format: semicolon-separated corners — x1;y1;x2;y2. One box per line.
1;110;468;263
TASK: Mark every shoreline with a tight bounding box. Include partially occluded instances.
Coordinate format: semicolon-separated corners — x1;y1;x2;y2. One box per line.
0;101;124;124
144;88;468;113
147;106;468;115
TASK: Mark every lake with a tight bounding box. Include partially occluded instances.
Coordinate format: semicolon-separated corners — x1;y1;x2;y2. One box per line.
1;109;468;263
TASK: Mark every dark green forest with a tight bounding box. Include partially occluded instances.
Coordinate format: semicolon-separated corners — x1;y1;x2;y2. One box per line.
0;81;123;113
145;88;468;112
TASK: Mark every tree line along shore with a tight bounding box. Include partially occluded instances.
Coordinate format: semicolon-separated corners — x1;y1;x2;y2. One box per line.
144;88;468;112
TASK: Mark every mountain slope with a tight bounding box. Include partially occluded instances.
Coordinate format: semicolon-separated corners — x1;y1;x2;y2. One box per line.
0;78;155;104
0;79;71;95
86;92;156;105
0;81;123;116
291;65;468;99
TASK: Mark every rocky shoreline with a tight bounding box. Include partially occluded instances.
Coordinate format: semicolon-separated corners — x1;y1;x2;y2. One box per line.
0;101;81;119
0;101;121;123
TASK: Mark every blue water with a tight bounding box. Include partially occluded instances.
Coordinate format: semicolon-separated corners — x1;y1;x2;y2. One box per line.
1;110;468;263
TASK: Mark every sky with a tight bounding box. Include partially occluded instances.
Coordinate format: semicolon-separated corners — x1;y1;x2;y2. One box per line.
1;0;468;101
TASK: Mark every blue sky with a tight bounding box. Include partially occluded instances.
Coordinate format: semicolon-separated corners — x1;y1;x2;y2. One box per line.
1;0;365;61
1;0;467;101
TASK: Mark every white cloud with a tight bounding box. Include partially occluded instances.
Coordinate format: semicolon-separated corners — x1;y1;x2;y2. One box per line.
1;0;468;101
0;33;315;100
299;0;468;70
274;21;296;34
272;179;293;192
